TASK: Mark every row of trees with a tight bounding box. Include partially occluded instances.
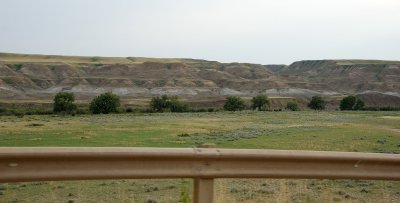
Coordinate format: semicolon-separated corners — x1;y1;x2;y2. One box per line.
53;92;191;114
223;95;298;111
53;92;366;115
307;95;365;111
53;92;121;114
224;95;365;111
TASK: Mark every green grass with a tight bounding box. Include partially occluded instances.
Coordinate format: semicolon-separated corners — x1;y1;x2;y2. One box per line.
0;111;400;202
1;111;399;152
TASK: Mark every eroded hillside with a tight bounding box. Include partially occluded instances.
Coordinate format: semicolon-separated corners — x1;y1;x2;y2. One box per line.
1;53;399;107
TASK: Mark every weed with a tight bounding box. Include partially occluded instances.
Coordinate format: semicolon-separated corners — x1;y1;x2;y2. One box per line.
26;123;44;127
8;64;23;71
177;133;190;137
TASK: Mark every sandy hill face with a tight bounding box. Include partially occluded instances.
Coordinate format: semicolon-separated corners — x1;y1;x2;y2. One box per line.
0;53;399;107
278;60;400;93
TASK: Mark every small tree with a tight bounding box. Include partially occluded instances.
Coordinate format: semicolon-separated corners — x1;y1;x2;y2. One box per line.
340;96;356;110
53;92;77;114
286;101;300;111
150;95;170;112
308;96;326;110
89;92;120;114
150;95;188;112
169;96;189;112
340;96;365;110
224;96;245;111
251;94;269;111
354;99;365;110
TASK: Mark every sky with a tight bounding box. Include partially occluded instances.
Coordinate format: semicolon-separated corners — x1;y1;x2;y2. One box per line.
0;0;399;64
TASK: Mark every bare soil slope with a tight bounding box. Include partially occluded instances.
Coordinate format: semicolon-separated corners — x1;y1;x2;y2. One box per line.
1;53;399;107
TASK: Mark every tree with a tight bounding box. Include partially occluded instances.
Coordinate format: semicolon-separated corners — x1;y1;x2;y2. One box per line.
224;96;245;111
150;95;188;112
340;96;365;110
251;94;269;111
308;96;326;110
340;96;356;110
169;96;189;112
354;99;365;110
89;92;120;114
53;92;77;114
286;101;300;111
150;95;170;112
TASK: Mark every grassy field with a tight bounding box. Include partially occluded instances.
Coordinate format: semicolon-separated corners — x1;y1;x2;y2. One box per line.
0;111;400;202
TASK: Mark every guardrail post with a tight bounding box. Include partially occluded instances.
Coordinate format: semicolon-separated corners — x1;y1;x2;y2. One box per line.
194;178;214;203
193;143;216;203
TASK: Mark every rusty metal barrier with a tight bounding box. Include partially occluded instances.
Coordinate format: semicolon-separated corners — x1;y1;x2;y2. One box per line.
1;147;400;203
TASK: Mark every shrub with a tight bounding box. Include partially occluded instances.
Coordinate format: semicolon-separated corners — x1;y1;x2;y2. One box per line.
308;96;326;110
150;95;188;112
14;111;25;118
286;101;300;111
150;95;169;112
169;98;189;112
10;64;23;71
126;107;133;113
340;96;365;110
251;94;269;111
224;96;245;111
340;96;356;110
354;99;365;110
53;92;77;114
89;92;120;114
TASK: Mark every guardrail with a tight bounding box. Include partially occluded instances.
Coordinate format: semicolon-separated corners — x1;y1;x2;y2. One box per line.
1;147;400;203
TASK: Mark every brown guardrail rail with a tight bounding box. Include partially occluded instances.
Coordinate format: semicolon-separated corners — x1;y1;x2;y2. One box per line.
1;147;400;203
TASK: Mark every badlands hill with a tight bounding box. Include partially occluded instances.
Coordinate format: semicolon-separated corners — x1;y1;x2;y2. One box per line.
0;53;399;108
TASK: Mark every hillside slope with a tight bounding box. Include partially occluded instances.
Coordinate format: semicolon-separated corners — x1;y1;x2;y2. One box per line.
1;53;399;107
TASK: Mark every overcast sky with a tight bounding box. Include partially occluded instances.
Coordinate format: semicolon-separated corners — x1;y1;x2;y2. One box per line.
1;0;399;64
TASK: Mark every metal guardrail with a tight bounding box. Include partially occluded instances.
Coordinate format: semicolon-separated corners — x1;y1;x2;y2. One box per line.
1;147;400;203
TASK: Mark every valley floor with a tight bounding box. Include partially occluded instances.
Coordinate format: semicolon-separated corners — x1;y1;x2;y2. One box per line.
0;111;400;202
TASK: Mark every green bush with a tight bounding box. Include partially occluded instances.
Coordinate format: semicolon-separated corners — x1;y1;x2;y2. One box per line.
150;95;188;112
9;64;23;71
340;96;356;110
354;99;365;110
89;92;120;114
308;96;326;110
340;96;365;110
14;111;25;118
53;92;77;114
224;96;245;111
286;101;300;111
126;107;133;113
251;94;269;111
